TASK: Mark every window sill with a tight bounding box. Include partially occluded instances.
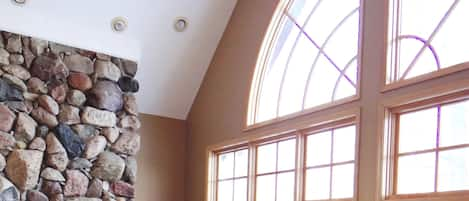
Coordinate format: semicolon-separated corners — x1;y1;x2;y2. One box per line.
244;95;360;132
382;61;469;92
385;191;469;201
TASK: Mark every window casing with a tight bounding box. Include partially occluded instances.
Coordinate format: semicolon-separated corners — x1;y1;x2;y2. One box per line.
386;0;469;90
383;91;469;200
208;119;359;201
247;0;362;126
216;149;249;201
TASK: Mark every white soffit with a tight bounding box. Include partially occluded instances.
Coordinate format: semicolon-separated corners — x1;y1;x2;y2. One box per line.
0;0;238;120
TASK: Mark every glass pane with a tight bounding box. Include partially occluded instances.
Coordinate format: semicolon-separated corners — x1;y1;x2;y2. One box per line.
251;0;361;125
331;163;355;199
400;45;439;80
397;153;435;194
387;0;469;82
307;131;332;167
257;19;300;123
438;148;469;192
334;76;356;101
333;126;356;163
304;55;341;108
288;0;320;26
257;143;277;174
256;175;276;201
305;167;331;200
234;150;248;177
303;0;360;45
278;35;318;116
398;108;438;153
218;152;234;180
399;0;452;39
277;172;295;201
217;180;233;201
278;139;296;171
345;59;358;84
233;178;247;201
431;0;469;69
440;101;469;147
322;9;360;69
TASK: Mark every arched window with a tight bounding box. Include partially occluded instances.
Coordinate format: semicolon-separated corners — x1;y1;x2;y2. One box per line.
248;0;361;125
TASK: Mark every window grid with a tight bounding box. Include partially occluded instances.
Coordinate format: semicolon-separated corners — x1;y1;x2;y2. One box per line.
390;98;469;198
248;0;361;126
211;120;358;201
216;149;249;201
255;138;297;201
304;126;356;201
385;0;469;90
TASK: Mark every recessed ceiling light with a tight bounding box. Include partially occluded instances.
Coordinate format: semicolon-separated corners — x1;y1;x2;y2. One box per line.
12;0;26;5
174;17;188;32
111;17;128;32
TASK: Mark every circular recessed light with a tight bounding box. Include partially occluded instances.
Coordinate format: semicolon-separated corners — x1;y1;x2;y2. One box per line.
174;17;188;32
111;17;128;32
12;0;26;5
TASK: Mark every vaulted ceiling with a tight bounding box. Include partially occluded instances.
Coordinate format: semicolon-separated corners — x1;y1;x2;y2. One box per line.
0;0;238;119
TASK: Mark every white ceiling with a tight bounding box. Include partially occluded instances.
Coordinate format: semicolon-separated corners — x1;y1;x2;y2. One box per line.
0;0;238;120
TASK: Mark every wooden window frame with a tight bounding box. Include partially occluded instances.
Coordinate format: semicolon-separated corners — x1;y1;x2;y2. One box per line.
245;0;365;129
382;0;469;92
380;87;469;201
206;111;360;201
214;147;250;201
303;124;358;201
254;136;298;201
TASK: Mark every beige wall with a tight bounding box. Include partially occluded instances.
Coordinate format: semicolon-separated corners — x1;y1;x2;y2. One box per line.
137;114;187;201
185;0;469;200
186;0;279;200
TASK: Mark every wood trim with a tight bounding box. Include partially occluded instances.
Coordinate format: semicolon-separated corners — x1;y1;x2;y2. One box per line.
245;0;293;127
209;108;360;152
207;112;359;201
387;190;469;201
382;62;469;92
380;89;469;200
245;95;359;132
397;143;469;157
380;78;469;109
244;0;364;130
389;89;469;114
248;145;256;201
296;132;305;201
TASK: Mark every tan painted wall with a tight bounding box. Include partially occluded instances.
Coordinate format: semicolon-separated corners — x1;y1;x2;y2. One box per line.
185;0;469;200
186;0;279;200
137;114;187;201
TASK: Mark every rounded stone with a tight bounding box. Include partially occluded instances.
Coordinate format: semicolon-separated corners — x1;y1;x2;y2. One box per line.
91;151;125;182
87;81;123;112
30;54;69;82
117;76;139;93
37;95;60;115
64;54;94;74
68;72;92;91
27;77;48;94
66;89;86;107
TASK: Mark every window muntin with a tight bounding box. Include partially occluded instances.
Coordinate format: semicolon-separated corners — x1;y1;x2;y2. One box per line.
386;0;469;84
392;99;469;196
249;0;361;125
217;149;249;201
256;139;296;201
305;125;357;200
209;119;358;201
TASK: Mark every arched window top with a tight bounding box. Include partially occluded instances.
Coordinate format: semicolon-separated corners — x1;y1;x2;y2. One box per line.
248;0;362;126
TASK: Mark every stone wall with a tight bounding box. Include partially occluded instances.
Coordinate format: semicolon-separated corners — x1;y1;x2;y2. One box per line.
0;30;141;201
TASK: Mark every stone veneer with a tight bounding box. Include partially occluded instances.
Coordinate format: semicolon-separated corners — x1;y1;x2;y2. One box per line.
0;30;141;201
